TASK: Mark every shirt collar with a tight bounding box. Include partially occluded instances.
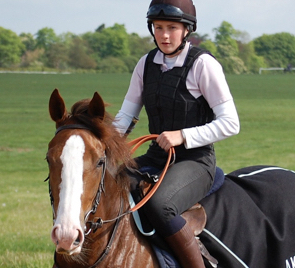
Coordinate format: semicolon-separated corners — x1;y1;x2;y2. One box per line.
153;42;191;67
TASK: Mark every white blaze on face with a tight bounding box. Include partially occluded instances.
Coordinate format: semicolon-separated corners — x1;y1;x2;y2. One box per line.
56;135;85;230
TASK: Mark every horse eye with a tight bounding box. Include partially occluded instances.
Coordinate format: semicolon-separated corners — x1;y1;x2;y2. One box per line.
97;158;105;168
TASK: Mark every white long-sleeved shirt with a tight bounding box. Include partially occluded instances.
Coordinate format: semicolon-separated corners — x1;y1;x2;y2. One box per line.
114;42;240;149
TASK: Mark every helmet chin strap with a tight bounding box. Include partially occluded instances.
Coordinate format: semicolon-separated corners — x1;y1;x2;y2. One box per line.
148;23;193;56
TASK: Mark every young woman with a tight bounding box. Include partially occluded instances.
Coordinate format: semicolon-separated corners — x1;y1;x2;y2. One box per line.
114;0;240;267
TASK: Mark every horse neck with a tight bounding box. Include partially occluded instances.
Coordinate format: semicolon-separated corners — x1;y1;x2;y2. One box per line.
87;173;159;267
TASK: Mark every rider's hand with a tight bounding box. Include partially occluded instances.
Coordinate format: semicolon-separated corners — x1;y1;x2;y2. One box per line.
156;130;184;152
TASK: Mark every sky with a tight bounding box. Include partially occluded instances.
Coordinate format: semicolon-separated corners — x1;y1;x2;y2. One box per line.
0;0;294;41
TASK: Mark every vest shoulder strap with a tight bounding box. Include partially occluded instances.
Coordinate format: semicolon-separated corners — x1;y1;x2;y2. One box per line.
181;47;210;78
143;48;158;85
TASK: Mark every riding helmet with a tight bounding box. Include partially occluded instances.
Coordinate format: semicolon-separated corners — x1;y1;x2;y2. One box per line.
146;0;197;55
147;0;197;31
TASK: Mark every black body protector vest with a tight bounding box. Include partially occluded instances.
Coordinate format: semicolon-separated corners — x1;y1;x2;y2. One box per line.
142;47;215;161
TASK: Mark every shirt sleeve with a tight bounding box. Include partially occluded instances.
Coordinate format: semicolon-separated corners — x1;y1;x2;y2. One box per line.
181;53;239;148
124;55;147;104
113;55;146;135
113;99;142;135
182;99;240;149
188;54;233;108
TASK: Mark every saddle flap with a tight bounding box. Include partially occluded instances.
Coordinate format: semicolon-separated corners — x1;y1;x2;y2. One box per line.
181;203;207;236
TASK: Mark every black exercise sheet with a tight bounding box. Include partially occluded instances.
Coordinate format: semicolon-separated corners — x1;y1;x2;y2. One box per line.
200;165;295;268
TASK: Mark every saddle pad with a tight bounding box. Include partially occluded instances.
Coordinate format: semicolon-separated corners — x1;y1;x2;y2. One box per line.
152;244;181;268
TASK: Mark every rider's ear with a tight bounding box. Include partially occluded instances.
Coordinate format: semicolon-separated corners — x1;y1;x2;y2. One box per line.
88;92;105;120
49;89;68;123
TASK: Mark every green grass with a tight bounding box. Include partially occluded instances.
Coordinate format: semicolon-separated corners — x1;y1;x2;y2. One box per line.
0;73;294;267
216;74;295;171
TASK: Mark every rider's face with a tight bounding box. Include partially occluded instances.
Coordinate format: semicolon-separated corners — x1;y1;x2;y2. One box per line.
153;20;188;57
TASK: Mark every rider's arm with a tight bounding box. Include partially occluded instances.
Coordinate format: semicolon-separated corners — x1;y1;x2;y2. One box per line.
182;99;239;148
113;55;146;135
182;54;240;148
113;99;141;135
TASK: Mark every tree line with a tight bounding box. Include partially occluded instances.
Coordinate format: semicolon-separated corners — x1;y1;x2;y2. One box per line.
1;21;295;74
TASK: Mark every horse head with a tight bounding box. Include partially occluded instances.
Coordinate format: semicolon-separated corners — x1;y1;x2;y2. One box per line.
46;89;133;257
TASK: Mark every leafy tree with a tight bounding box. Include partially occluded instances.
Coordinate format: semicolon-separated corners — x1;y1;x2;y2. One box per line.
238;41;266;73
213;21;247;74
58;32;76;48
84;24;130;59
35;27;58;51
97;56;128;73
19;32;36;51
101;24;130;57
253;33;295;67
199;40;217;56
3;20;295;74
47;43;69;69
214;21;237;44
95;24;105;32
21;48;44;68
0;27;25;67
128;33;154;60
68;37;96;69
188;32;209;47
121;55;139;73
234;30;251;44
217;41;247;74
82;31;101;60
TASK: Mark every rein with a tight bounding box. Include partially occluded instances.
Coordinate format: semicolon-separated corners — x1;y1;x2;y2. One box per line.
84;134;175;230
127;134;175;212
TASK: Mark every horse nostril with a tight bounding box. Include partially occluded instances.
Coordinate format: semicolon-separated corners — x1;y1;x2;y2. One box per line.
73;228;84;247
74;236;80;246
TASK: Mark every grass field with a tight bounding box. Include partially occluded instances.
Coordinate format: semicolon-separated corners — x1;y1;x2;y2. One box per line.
0;73;294;267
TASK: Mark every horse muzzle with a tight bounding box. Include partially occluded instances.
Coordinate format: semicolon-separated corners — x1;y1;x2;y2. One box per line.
56;244;82;256
51;223;84;255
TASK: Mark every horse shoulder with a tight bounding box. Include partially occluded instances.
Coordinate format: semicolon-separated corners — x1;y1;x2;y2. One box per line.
103;213;159;268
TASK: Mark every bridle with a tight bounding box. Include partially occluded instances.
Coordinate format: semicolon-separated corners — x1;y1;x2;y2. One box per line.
46;124;175;267
45;124;109;230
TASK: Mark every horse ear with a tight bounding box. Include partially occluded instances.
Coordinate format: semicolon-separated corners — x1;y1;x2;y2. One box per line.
88;92;105;120
49;89;67;123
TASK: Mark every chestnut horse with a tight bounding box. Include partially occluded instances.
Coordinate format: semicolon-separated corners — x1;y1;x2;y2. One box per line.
46;89;295;268
47;89;160;268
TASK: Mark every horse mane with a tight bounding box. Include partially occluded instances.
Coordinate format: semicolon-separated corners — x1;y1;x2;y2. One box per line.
68;98;135;185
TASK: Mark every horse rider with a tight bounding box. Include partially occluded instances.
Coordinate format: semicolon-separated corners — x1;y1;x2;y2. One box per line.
114;0;240;267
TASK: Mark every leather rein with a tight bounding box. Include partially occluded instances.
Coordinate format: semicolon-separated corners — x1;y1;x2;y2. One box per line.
48;124;175;267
